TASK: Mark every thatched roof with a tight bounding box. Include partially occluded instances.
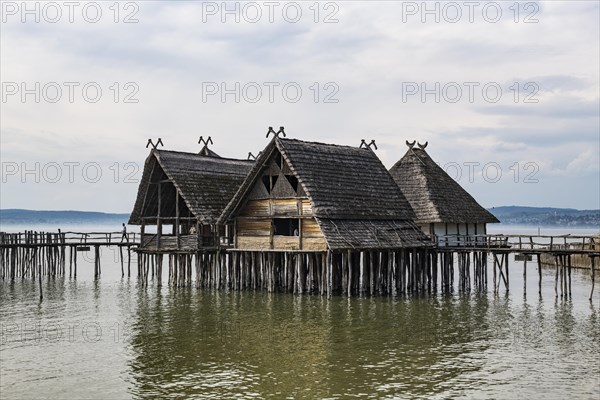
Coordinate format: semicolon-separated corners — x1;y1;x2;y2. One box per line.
129;150;253;225
221;138;430;250
318;219;431;249
389;147;499;224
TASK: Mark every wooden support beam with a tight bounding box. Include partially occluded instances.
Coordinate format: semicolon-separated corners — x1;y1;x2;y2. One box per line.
298;218;303;250
554;255;559;297
590;256;596;301
157;182;162;249
523;256;527;296
326;250;331;297
567;254;572;296
537;253;542;295
176;190;180;249
493;253;508;291
504;252;509;291
347;250;352;297
493;253;498;293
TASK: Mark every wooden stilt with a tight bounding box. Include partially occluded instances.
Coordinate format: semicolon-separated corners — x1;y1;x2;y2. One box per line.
567;254;572;296
120;246;124;277
537;253;542;295
590;256;596;301
493;253;497;293
523;256;527;296
347;250;353;297
38;263;43;301
554;255;559;297
127;247;131;277
504;253;509;291
327;250;332;297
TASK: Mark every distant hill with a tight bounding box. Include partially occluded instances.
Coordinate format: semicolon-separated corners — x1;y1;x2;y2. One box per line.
0;209;130;226
488;206;600;227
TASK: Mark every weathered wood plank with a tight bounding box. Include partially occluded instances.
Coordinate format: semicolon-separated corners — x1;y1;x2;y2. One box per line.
273;236;300;250
239;200;270;216
237;236;271;250
301;199;313;216
272;199;299;216
301;219;323;238
302;237;328;251
237;218;271;236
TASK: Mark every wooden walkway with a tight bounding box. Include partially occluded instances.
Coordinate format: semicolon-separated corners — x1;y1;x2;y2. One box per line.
0;230;139;247
0;231;138;299
435;233;599;254
1;231;598;301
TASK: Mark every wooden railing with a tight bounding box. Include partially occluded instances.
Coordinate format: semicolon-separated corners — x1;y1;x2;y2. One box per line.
0;231;137;246
434;234;599;254
2;231;598;255
139;233;216;251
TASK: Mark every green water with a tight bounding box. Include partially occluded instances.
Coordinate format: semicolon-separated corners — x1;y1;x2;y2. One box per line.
1;251;599;399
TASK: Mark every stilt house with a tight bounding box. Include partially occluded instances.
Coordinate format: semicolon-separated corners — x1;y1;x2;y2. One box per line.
219;138;430;251
128;148;253;252
389;143;499;245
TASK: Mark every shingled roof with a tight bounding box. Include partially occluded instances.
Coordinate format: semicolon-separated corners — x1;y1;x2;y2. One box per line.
221;138;431;250
389;147;499;224
129;150;253;225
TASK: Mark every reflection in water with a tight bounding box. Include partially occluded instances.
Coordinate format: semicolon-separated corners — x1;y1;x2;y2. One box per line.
123;289;599;399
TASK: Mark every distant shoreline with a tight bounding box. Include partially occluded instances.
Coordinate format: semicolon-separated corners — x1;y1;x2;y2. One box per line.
1;207;598;229
0;209;130;227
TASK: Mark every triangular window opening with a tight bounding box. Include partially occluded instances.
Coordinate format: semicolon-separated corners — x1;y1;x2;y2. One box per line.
261;174;279;194
285;175;299;192
262;175;271;194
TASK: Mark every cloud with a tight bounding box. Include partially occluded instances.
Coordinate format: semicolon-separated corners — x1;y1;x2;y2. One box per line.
1;1;599;211
476;97;599;119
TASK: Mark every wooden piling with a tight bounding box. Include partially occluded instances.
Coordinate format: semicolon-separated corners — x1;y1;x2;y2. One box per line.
590;256;596;301
554;255;559;297
567;254;572;296
523;256;527;295
38;263;43;301
537;253;542;295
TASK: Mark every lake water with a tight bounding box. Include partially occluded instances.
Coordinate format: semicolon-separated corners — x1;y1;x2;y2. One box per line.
1;225;599;399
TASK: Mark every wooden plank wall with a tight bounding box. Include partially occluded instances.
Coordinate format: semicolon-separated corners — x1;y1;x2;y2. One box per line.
236;199;327;251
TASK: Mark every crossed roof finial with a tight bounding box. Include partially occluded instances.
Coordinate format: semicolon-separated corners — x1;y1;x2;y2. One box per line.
406;140;427;166
198;136;214;146
146;138;164;149
248;151;263;160
406;140;428;150
266;126;286;138
360;139;378;150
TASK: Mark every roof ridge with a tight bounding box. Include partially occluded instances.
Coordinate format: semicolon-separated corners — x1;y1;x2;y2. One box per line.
155;149;253;164
278;137;368;152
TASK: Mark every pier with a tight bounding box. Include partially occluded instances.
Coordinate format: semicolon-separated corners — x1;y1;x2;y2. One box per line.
434;233;598;299
0;230;137;298
1;231;597;301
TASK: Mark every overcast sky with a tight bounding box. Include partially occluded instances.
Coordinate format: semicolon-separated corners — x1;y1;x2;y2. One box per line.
1;0;598;213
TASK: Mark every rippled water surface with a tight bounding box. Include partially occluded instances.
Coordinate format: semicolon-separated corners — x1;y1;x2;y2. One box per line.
1;249;599;399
